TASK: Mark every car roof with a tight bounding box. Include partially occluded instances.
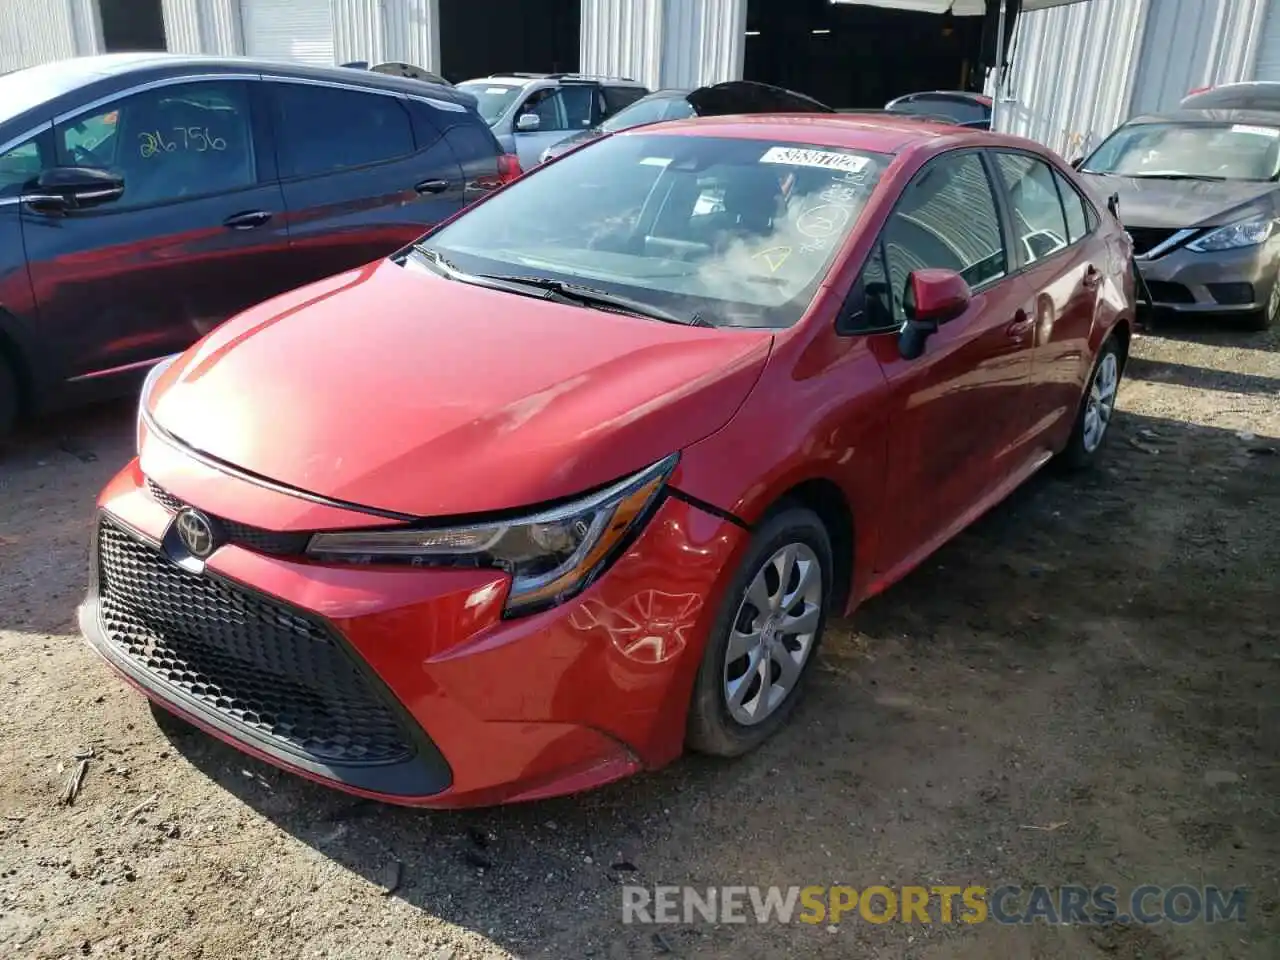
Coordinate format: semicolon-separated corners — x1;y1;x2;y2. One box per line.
624;113;1034;156
479;73;644;88
1127;107;1280;126
0;53;474;136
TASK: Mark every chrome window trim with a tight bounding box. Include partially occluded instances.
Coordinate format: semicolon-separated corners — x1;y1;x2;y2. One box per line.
53;73;261;126
1134;228;1198;262
0;120;52;157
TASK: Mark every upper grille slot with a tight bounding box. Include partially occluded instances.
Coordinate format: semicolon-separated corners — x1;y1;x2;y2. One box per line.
145;478;310;556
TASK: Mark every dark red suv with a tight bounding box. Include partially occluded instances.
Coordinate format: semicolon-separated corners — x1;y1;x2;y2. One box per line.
0;53;516;437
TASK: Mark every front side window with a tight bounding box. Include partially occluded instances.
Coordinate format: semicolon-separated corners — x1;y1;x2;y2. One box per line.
601;96;696;134
880;152;1006;322
54;81;255;209
994;152;1069;264
275;84;414;178
517;87;595;133
417;134;891;328
0;138;44;197
1081;120;1280;181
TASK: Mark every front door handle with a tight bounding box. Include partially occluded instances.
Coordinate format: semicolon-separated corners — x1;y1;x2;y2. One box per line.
414;178;450;195
1083;265;1102;289
1006;309;1034;344
223;210;272;230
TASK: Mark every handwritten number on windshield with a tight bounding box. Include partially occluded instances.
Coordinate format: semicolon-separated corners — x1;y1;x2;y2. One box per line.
139;127;228;159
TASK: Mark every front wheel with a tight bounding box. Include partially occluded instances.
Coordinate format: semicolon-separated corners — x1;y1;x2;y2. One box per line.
686;506;832;757
1245;276;1279;331
1060;335;1123;470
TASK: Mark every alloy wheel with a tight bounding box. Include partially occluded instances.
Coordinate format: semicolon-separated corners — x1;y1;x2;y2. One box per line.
1081;352;1119;453
722;542;823;726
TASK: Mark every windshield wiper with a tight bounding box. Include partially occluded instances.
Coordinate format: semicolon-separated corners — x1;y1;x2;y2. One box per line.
1123;173;1228;182
410;247;568;301
478;275;712;326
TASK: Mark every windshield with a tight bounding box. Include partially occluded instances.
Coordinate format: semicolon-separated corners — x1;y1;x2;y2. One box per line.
601;96;696;133
457;82;523;124
1082;121;1280;181
415;133;889;328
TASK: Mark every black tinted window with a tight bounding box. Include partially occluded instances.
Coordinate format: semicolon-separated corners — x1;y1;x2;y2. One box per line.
275;84;414;177
882;152;1005;320
1053;170;1091;244
55;80;255;208
602;85;647;115
994;152;1069;264
442;120;500;163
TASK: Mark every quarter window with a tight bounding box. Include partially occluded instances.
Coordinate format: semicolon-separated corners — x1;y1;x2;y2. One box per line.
54;81;256;209
1053;169;1091;244
994;152;1069;264
879;152;1006;323
274;84;415;178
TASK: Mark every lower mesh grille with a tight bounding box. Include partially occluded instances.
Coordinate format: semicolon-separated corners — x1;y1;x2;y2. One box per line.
96;517;414;766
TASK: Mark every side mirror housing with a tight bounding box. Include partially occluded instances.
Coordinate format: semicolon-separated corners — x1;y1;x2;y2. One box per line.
1069;156;1084;170
515;113;541;133
898;268;971;360
25;166;124;212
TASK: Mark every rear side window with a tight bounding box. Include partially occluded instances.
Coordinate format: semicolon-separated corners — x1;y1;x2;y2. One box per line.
442;119;501;163
602;85;647;115
274;84;415;178
1053;169;1091;243
993;152;1069;264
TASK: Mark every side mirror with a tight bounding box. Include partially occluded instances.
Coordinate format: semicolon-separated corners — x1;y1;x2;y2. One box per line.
898;268;971;360
25;166;124;212
1069;156;1084;170
515;113;541;133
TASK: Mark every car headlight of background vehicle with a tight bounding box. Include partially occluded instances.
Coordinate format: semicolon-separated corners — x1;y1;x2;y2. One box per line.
1187;216;1276;252
307;454;678;615
136;354;178;451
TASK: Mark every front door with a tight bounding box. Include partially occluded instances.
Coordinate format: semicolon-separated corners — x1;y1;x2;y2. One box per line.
267;80;466;291
23;77;288;381
511;85;598;169
863;150;1036;576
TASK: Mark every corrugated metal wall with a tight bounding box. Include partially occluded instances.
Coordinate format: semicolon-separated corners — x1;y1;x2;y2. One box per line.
1129;0;1269;114
997;0;1149;158
162;0;241;55
581;0;664;88
660;0;746;88
376;0;440;70
0;0;101;72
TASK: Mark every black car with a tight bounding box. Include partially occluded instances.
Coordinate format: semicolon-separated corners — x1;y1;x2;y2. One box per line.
884;91;993;129
537;80;835;164
0;53;516;437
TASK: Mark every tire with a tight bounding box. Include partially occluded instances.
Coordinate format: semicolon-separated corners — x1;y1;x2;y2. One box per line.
687;506;833;757
1245;278;1278;331
149;699;199;739
1060;335;1123;470
0;357;17;440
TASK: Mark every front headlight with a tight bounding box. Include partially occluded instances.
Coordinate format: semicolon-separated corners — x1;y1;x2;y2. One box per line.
136;354;178;451
307;454;678;615
1187;216;1276;252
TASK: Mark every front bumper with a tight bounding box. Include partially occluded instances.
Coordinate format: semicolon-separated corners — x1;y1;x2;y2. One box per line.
80;459;747;808
1136;240;1278;315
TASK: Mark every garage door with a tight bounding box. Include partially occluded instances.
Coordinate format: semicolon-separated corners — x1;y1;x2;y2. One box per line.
1256;1;1280;81
241;0;335;66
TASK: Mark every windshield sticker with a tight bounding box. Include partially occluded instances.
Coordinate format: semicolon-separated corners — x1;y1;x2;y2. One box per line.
640;157;672;167
484;87;510;94
759;146;870;173
1230;124;1280;138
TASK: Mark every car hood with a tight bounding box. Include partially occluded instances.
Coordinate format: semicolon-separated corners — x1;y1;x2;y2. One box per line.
148;259;772;518
544;127;603;159
1079;173;1278;228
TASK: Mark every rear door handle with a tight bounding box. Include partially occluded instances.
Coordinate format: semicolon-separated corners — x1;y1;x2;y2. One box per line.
1006;309;1034;344
414;178;450;195
1083;265;1102;289
223;210;272;230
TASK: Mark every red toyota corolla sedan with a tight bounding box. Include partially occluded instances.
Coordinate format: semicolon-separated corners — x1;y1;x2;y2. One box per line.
80;116;1135;808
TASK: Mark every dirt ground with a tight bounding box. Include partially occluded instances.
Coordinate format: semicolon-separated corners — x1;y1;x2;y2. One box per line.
1;319;1277;960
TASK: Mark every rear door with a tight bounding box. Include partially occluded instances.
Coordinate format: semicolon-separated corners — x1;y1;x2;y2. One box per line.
856;150;1036;575
267;79;465;289
989;150;1103;448
23;76;289;380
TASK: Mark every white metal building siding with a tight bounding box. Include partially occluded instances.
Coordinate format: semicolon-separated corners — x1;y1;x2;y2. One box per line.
162;0;242;56
0;0;101;72
660;0;747;89
997;0;1149;158
1129;0;1270;114
240;0;335;64
581;0;665;88
1258;0;1280;79
379;0;439;71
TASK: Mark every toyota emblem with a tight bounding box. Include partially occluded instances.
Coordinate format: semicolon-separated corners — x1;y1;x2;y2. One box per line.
175;508;217;559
